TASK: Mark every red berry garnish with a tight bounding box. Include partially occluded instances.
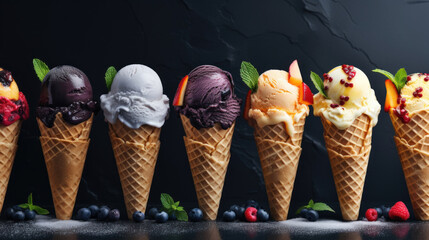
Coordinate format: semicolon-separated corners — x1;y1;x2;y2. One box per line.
340;79;345;84
344;96;349;101
365;208;378;221
330;103;339;108
244;207;257;222
349;83;354;88
323;73;328;79
389;201;410;221
407;76;411;81
344;82;349;87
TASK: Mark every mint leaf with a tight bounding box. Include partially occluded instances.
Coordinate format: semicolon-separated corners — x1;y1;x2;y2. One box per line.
312;202;335;213
18;203;29;209
105;66;117;90
160;193;174;209
395;68;407;91
240;61;259;93
308;199;314;207
32;205;49;215
372;69;395;82
175;210;188;221
33;58;50;82
28;193;33;206
310;71;328;98
177;206;184;211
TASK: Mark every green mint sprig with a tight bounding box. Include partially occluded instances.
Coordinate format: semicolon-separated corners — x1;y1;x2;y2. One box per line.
18;193;49;215
296;199;335;215
240;61;259;93
105;66;117;90
160;193;188;221
373;68;407;92
310;71;328;98
33;59;50;82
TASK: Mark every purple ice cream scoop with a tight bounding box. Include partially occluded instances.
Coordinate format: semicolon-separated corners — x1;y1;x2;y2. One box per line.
175;65;241;129
36;65;98;127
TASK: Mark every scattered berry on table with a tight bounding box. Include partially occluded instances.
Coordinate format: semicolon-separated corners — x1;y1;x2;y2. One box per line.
108;209;120;221
88;205;99;218
245;200;260;210
375;207;382;218
223;210;236;222
365;208;378;221
244;207;257;222
147;208;158;220
155;211;168;223
389;201;410;221
24;209;36;221
132;211;145;222
306;210;319;222
97;207;110;221
13;211;25;222
300;208;309;218
5;207;14;220
77;208;91;221
188;208;203;222
257;209;269;222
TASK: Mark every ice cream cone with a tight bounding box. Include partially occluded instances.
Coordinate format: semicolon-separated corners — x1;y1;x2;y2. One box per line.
252;114;306;221
0;120;21;213
181;115;234;220
321;114;372;221
108;120;161;219
390;109;429;220
37;113;93;220
40;136;89;220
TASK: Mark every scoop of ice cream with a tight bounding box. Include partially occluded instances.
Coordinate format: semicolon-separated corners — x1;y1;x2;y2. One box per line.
0;68;19;101
313;65;381;129
400;73;429;115
248;69;309;136
175;65;241;129
36;65;97;127
100;64;169;129
0;68;29;125
39;65;93;106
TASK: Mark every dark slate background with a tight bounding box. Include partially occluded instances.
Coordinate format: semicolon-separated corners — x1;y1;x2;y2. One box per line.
0;0;423;219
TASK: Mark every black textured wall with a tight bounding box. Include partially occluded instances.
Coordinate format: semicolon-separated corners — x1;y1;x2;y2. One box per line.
0;0;424;219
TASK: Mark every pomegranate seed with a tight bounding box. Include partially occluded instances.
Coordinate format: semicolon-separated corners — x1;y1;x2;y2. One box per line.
347;76;352;80
324;86;328;90
330;103;339;108
419;93;423;98
417;87;423;92
340;95;345;100
400;108;406;115
342;64;347;68
425;77;429;82
350;71;356;77
413;92;418;97
345;82;349;87
407;76;411;81
323;73;328;79
402;115;411;123
329;77;333;82
340;79;345;84
345;96;349;101
349;83;354;88
348;66;354;70
397;98;401;104
344;69;349;74
401;98;406;103
339;100;345;105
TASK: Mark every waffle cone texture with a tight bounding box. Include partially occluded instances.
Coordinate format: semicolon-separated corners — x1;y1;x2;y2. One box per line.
321;114;372;221
37;113;93;220
109;120;161;220
252;114;306;221
0;121;22;214
181;115;235;220
390;109;429;220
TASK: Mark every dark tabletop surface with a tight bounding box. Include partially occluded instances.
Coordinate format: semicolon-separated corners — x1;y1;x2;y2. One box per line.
0;216;424;240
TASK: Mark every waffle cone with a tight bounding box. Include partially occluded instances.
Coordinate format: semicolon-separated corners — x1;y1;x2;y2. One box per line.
0;120;22;213
38;114;93;220
253;114;306;221
321;114;372;221
181;115;234;220
109;121;161;219
390;109;429;220
37;113;93;140
40;136;89;220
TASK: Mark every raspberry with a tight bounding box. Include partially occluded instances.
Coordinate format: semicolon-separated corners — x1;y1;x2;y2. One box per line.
244;207;257;222
365;208;378;221
389;201;410;221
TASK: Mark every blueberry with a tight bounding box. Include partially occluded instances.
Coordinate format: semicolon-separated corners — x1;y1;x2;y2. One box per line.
375;207;382;218
12;205;23;212
5;207;14;220
132;211;145;222
108;209;120;221
382;206;390;220
147;207;158;220
97;207;110;221
155;211;168;223
237;207;246;221
24;209;36;220
13;211;25;221
230;205;240;215
306;210;319;222
245;200;260;209
223;210;236;222
300;208;309;218
168;212;177;221
257;209;269;222
88;205;99;218
188;208;203;222
76;208;91;221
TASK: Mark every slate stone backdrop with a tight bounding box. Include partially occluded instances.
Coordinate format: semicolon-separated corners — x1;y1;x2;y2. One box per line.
0;0;424;219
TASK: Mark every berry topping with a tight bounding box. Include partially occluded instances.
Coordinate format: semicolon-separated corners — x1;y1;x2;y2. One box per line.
244;207;257;222
389;201;410;221
340;79;345;84
330;103;339;108
407;76;411;81
323;73;328;79
341;64;356;81
425;77;429;82
365;208;378;221
0;69;13;87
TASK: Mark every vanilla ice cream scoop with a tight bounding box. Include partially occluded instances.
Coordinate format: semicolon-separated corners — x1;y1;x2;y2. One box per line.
400;73;429;115
249;69;309;136
313;65;380;130
100;64;169;129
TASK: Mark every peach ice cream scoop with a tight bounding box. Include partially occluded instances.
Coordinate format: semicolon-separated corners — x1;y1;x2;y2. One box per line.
249;69;309;136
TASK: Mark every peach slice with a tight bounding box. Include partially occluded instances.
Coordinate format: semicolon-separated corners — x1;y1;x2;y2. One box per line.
385;79;399;112
243;90;252;120
172;75;189;106
289;59;303;87
299;82;313;105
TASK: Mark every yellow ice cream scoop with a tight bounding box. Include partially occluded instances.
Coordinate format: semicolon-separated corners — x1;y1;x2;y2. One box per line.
0;68;20;101
400;73;429;115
